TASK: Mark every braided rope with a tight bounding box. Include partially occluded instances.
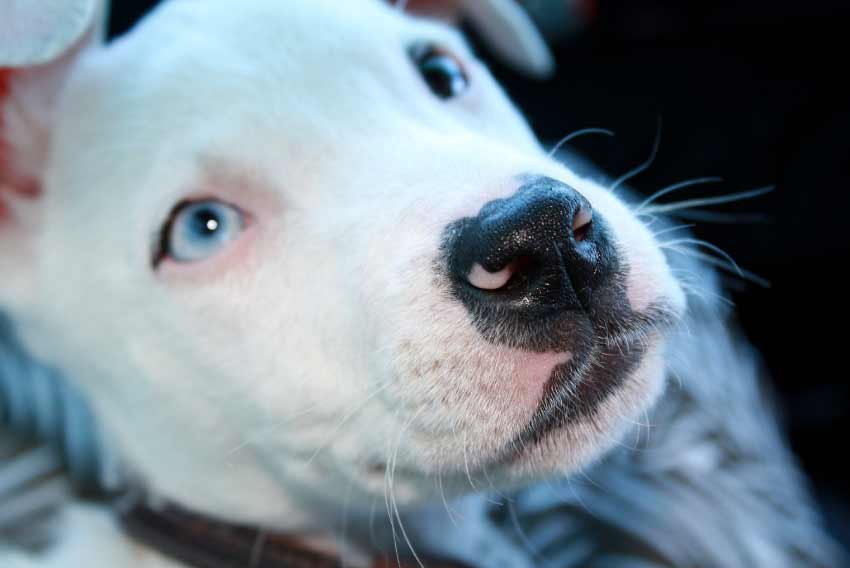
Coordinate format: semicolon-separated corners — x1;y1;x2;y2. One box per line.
0;314;124;549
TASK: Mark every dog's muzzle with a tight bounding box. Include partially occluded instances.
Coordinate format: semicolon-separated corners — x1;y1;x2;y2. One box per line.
440;175;669;442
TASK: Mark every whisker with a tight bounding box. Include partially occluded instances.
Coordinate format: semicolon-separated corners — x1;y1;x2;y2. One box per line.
384;414;401;568
650;224;695;240
249;530;268;568
367;497;381;553
573;465;605;496
609;116;662;195
339;476;355;568
305;381;392;466
635;176;723;213
639;407;653;447
507;498;553;567
668;247;771;288
462;429;479;493
389;409;428;568
643;184;775;215
227;402;322;457
479;464;508;505
669;209;769;224
671;268;736;307
437;467;460;527
547;127;615;158
660;238;744;277
566;470;600;516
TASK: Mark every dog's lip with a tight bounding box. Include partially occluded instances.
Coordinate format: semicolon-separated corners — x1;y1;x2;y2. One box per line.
497;306;679;465
359;323;659;481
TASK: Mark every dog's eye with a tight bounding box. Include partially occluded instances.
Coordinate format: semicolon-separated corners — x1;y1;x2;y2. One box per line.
157;200;245;265
409;43;469;99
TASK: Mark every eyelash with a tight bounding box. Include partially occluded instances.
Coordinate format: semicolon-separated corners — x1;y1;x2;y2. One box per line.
152;200;189;268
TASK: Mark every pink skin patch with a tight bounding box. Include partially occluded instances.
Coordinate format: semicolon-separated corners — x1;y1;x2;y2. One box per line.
402;0;463;23
505;349;572;410
515;350;572;391
0;68;12;221
0;68;41;223
0;69;11;151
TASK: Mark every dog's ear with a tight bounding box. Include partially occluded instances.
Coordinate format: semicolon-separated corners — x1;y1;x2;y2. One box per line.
0;0;108;309
402;0;555;78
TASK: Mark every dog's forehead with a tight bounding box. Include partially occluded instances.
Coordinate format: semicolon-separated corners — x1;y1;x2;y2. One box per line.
147;0;430;41
54;0;466;185
44;0;479;224
104;0;460;112
111;0;462;91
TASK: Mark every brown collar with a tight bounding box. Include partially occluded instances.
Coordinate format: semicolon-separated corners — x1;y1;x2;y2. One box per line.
117;498;470;568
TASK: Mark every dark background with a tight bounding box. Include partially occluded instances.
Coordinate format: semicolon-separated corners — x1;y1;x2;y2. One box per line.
109;0;850;550
488;0;850;549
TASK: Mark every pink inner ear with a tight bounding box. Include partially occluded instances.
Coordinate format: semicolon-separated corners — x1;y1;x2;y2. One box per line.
400;0;462;22
0;68;40;223
0;68;11;221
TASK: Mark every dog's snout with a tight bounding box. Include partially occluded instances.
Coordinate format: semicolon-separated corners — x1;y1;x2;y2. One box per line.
446;176;615;317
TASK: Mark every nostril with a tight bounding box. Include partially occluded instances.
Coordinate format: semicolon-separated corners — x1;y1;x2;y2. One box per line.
572;206;593;242
467;256;534;292
467;261;515;291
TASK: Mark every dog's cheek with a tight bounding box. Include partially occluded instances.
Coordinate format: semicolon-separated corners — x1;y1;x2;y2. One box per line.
366;260;553;471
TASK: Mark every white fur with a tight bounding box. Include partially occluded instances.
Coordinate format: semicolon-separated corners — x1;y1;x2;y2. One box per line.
1;1;687;565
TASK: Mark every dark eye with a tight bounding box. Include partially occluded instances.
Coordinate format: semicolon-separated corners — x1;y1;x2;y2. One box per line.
409;43;469;100
155;200;245;266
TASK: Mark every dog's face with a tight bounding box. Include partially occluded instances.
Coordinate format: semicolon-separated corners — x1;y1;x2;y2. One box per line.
0;0;684;527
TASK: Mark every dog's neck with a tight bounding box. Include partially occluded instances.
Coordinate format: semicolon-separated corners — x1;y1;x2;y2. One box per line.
116;495;468;568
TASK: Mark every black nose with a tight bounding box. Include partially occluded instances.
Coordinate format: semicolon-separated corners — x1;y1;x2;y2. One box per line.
445;176;615;317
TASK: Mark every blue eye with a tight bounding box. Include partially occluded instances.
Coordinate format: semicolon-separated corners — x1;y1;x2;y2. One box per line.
161;200;245;264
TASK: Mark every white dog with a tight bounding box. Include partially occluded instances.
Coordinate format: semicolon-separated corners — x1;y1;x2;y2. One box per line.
0;1;842;566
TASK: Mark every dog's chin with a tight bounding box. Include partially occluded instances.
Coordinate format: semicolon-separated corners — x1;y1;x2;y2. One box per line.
340;332;670;510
